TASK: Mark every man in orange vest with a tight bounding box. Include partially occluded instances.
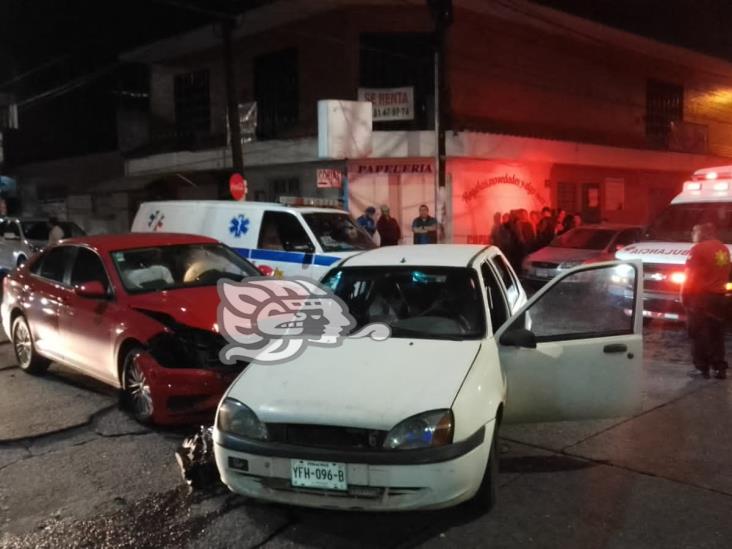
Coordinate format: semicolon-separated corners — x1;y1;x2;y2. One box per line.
681;222;731;379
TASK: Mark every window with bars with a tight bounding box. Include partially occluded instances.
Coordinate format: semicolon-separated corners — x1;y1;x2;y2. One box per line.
646;80;683;148
271;177;301;201
174;70;211;137
556;182;578;213
254;49;299;138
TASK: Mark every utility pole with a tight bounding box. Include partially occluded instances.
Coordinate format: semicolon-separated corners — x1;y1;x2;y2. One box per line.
428;0;452;239
222;19;244;176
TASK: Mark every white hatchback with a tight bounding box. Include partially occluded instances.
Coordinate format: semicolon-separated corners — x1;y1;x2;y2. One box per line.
213;245;643;511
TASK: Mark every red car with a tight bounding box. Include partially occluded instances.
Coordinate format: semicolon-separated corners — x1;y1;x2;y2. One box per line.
1;233;261;425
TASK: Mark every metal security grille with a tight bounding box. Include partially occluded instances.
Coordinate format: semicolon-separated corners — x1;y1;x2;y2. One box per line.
557;182;578;212
174;70;211;137
646;80;683;148
254;49;299;138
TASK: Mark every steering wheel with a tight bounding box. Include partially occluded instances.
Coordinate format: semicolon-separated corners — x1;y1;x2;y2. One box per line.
192;269;222;284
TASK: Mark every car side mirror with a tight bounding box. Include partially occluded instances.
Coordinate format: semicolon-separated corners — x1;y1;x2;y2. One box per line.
499;328;537;349
74;280;108;299
4;232;19;240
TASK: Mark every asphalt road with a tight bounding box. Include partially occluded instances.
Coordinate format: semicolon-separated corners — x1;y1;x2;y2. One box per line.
1;324;731;549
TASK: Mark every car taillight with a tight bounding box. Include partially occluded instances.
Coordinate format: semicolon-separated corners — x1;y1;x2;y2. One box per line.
669;272;686;285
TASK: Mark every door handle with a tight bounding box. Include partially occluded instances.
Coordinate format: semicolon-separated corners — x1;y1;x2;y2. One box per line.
603;343;627;354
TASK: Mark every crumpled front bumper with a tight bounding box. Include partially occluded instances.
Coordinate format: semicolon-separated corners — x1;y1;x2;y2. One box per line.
133;352;241;426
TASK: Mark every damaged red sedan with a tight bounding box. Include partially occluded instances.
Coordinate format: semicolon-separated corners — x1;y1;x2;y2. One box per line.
1;233;260;425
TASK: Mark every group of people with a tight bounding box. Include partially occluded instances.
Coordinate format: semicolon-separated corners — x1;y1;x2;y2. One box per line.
356;204;440;246
490;207;583;274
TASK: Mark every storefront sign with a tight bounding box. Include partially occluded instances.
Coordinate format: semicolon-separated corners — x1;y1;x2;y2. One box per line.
352;162;433;175
462;174;547;205
317;168;343;188
357;87;414;121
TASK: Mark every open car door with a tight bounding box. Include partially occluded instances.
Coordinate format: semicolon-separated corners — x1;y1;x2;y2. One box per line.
496;261;643;424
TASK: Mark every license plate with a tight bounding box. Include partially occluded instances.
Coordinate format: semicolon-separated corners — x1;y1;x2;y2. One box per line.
290;460;347;491
535;268;553;278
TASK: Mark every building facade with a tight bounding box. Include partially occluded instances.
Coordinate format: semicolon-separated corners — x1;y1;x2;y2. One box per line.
78;0;732;238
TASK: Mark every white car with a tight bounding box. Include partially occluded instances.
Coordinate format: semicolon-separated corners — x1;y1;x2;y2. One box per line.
213;245;643;511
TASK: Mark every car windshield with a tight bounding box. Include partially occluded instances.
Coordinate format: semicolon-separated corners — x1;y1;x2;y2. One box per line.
21;221;86;240
303;213;376;252
111;243;260;293
322;267;485;340
644;203;732;242
550;228;615;250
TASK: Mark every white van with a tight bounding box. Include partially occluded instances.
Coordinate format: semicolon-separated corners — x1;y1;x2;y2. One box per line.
615;165;732;321
131;198;376;280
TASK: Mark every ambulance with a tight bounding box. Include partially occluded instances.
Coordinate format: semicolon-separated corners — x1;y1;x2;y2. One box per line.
131;198;376;280
615;165;732;321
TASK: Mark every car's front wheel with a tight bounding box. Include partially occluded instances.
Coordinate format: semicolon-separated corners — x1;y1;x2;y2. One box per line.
121;347;154;424
468;422;500;512
11;316;50;375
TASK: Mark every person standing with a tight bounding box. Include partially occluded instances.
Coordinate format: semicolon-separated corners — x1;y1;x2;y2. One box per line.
536;207;555;249
376;205;401;246
356;206;377;237
411;204;438;244
48;216;65;245
681;222;731;379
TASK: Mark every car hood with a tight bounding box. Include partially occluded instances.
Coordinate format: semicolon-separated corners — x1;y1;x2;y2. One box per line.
128;286;219;332
226;337;482;430
527;246;602;264
614;241;710;265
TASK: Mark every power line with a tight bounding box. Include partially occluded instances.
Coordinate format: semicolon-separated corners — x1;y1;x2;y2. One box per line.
0;54;71;91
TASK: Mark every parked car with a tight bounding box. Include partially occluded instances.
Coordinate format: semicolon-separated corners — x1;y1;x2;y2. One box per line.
522;224;643;289
0;216;86;270
1;233;262;425
131;199;376;280
213;244;643;511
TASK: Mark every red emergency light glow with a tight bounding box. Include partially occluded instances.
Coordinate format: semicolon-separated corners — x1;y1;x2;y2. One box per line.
669;272;686;285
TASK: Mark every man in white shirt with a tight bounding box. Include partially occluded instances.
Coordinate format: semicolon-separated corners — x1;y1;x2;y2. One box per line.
48;217;65;245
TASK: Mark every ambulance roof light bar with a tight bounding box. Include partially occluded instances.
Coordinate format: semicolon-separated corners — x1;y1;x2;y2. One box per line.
278;196;342;209
692;165;732;181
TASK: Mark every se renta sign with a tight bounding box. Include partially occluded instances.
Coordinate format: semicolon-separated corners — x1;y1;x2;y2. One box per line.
357;86;414;122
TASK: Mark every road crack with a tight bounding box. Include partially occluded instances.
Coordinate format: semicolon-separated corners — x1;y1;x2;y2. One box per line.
500;436;732;499
560;381;720;453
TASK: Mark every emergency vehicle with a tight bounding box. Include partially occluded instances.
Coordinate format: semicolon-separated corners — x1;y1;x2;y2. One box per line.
615;165;732;321
131;198;376;280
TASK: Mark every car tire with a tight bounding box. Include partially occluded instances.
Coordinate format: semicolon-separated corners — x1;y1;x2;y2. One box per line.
16;255;26;267
121;347;155;424
468;422;500;513
11;315;50;375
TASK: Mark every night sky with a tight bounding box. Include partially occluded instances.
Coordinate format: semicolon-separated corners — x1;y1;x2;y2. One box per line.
2;0;732;167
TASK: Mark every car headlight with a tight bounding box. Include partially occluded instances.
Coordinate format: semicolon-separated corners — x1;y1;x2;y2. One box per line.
558;261;582;270
383;409;453;450
217;398;269;440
